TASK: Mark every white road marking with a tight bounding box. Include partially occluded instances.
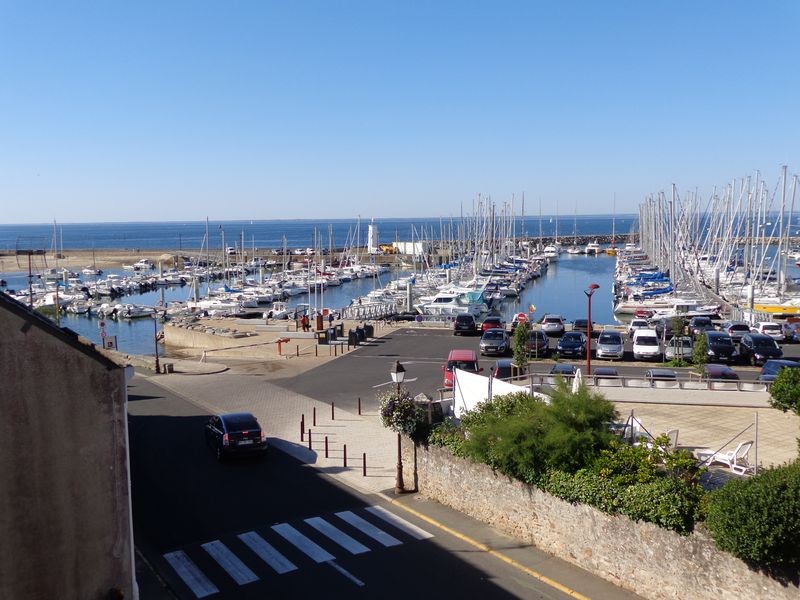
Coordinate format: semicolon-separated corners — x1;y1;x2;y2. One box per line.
305;517;370;555
163;550;220;598
366;506;435;540
201;540;259;585
327;560;365;587
237;531;298;574
335;511;402;547
272;523;335;563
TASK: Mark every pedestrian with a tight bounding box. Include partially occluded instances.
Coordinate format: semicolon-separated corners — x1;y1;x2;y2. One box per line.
328;313;334;327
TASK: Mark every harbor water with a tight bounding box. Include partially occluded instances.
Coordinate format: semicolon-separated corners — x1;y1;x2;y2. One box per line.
1;253;618;356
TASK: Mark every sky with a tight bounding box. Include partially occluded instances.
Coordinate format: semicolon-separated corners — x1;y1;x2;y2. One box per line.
1;1;798;224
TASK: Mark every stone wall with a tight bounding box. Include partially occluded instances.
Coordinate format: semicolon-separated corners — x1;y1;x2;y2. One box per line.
403;440;798;600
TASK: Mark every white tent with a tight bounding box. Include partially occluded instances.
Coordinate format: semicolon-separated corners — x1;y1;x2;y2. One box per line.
453;368;550;419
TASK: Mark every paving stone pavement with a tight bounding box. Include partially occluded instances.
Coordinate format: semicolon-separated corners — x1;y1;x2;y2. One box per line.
141;370;399;494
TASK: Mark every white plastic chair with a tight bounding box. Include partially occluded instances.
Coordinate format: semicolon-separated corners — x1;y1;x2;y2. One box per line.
695;441;754;475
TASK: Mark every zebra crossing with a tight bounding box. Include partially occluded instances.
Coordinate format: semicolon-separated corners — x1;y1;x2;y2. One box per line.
162;505;435;598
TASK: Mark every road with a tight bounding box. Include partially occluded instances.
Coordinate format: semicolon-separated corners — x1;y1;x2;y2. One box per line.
129;341;641;599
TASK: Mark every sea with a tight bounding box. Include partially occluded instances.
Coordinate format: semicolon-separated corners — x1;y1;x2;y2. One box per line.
0;216;632;356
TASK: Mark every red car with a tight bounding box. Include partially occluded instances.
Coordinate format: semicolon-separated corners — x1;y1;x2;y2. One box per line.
481;316;506;332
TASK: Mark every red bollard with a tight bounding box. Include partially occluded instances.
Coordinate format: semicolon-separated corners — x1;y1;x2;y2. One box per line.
313;407;316;427
343;444;347;468
300;415;305;441
325;436;329;458
357;397;361;415
362;453;366;476
331;402;335;421
308;429;312;450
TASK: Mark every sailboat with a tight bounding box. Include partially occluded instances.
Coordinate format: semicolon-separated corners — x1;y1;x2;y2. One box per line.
566;205;582;254
606;193;618;255
82;246;103;276
543;203;561;260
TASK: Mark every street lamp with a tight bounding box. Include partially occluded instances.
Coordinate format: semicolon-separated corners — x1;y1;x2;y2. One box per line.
390;361;406;493
584;283;600;376
152;313;161;374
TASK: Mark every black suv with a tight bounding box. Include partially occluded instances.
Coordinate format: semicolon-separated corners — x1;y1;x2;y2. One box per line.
453;314;477;336
205;412;268;460
704;331;738;364
739;333;783;366
688;316;715;338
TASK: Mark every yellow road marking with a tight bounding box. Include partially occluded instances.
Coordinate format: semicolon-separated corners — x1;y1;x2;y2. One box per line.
389;498;591;600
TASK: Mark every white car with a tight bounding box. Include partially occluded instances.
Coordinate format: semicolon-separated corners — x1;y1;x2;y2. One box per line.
751;321;783;341
632;329;661;361
627;318;651;338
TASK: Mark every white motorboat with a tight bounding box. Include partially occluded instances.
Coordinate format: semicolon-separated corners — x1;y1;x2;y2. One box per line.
585;241;602;255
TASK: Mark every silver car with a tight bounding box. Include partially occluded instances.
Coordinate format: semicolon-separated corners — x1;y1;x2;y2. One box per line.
665;336;693;361
541;314;565;336
595;330;624;360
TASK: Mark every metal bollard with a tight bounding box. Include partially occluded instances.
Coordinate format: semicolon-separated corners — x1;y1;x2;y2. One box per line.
300;415;305;441
308;429;312;450
315;346;318;357
362;453;366;476
343;444;347;468
325;436;329;458
313;407;316;427
357;397;361;415
331;402;335;421
296;345;299;357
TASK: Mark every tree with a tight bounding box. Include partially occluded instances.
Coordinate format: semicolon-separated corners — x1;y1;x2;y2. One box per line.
769;367;800;415
511;321;530;374
692;332;708;372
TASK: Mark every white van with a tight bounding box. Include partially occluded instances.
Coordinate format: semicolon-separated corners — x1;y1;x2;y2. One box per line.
632;329;661;361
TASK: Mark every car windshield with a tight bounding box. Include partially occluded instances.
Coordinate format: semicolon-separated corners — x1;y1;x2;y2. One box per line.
710;336;733;346
544;318;561;324
528;332;545;342
562;333;582;342
448;360;478;372
728;324;749;332
225;415;260;430
483;330;505;340
762;324;781;332
670;338;691;348
637;337;658;346
598;333;620;343
753;338;778;349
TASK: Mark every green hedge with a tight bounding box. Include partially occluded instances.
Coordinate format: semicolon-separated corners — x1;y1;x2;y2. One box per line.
705;460;800;569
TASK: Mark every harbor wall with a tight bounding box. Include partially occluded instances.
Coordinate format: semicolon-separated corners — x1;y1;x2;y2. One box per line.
403;440;798;600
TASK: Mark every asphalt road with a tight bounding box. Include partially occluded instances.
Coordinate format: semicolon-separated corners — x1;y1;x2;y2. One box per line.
129;361;640;599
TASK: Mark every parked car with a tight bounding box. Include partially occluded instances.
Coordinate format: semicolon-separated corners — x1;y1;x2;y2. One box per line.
721;321;751;343
756;359;800;382
702;364;740;381
664;336;693;361
595;330;624;360
704;331;739;364
738;333;783;366
549;363;577;376
442;349;482;388
782;322;800;343
572;318;596;334
650;317;674;340
627;318;651;338
492;358;525;379
556;331;587;358
645;368;677;382
479;328;510;356
750;321;784;341
688;316;715;338
480;316;506;332
204;413;268;461
592;366;619;384
541;314;566;336
525;329;550;357
453;314;477;336
632;329;661;361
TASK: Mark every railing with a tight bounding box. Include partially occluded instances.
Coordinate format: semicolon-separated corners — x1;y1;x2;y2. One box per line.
339;302;398;321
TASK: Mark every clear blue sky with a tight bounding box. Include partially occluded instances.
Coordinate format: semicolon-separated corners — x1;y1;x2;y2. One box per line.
1;1;797;224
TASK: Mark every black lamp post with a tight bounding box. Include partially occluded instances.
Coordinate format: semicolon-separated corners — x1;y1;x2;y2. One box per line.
390;361;406;493
584;283;599;376
153;313;161;374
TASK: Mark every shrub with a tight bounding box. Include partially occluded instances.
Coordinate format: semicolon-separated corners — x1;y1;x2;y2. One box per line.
768;367;800;415
459;384;616;482
619;476;703;534
705;460;800;569
428;420;466;457
692;333;708;372
512;321;530;369
592;440;659;486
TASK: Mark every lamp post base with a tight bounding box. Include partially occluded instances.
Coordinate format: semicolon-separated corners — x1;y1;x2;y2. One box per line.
395;432;405;494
